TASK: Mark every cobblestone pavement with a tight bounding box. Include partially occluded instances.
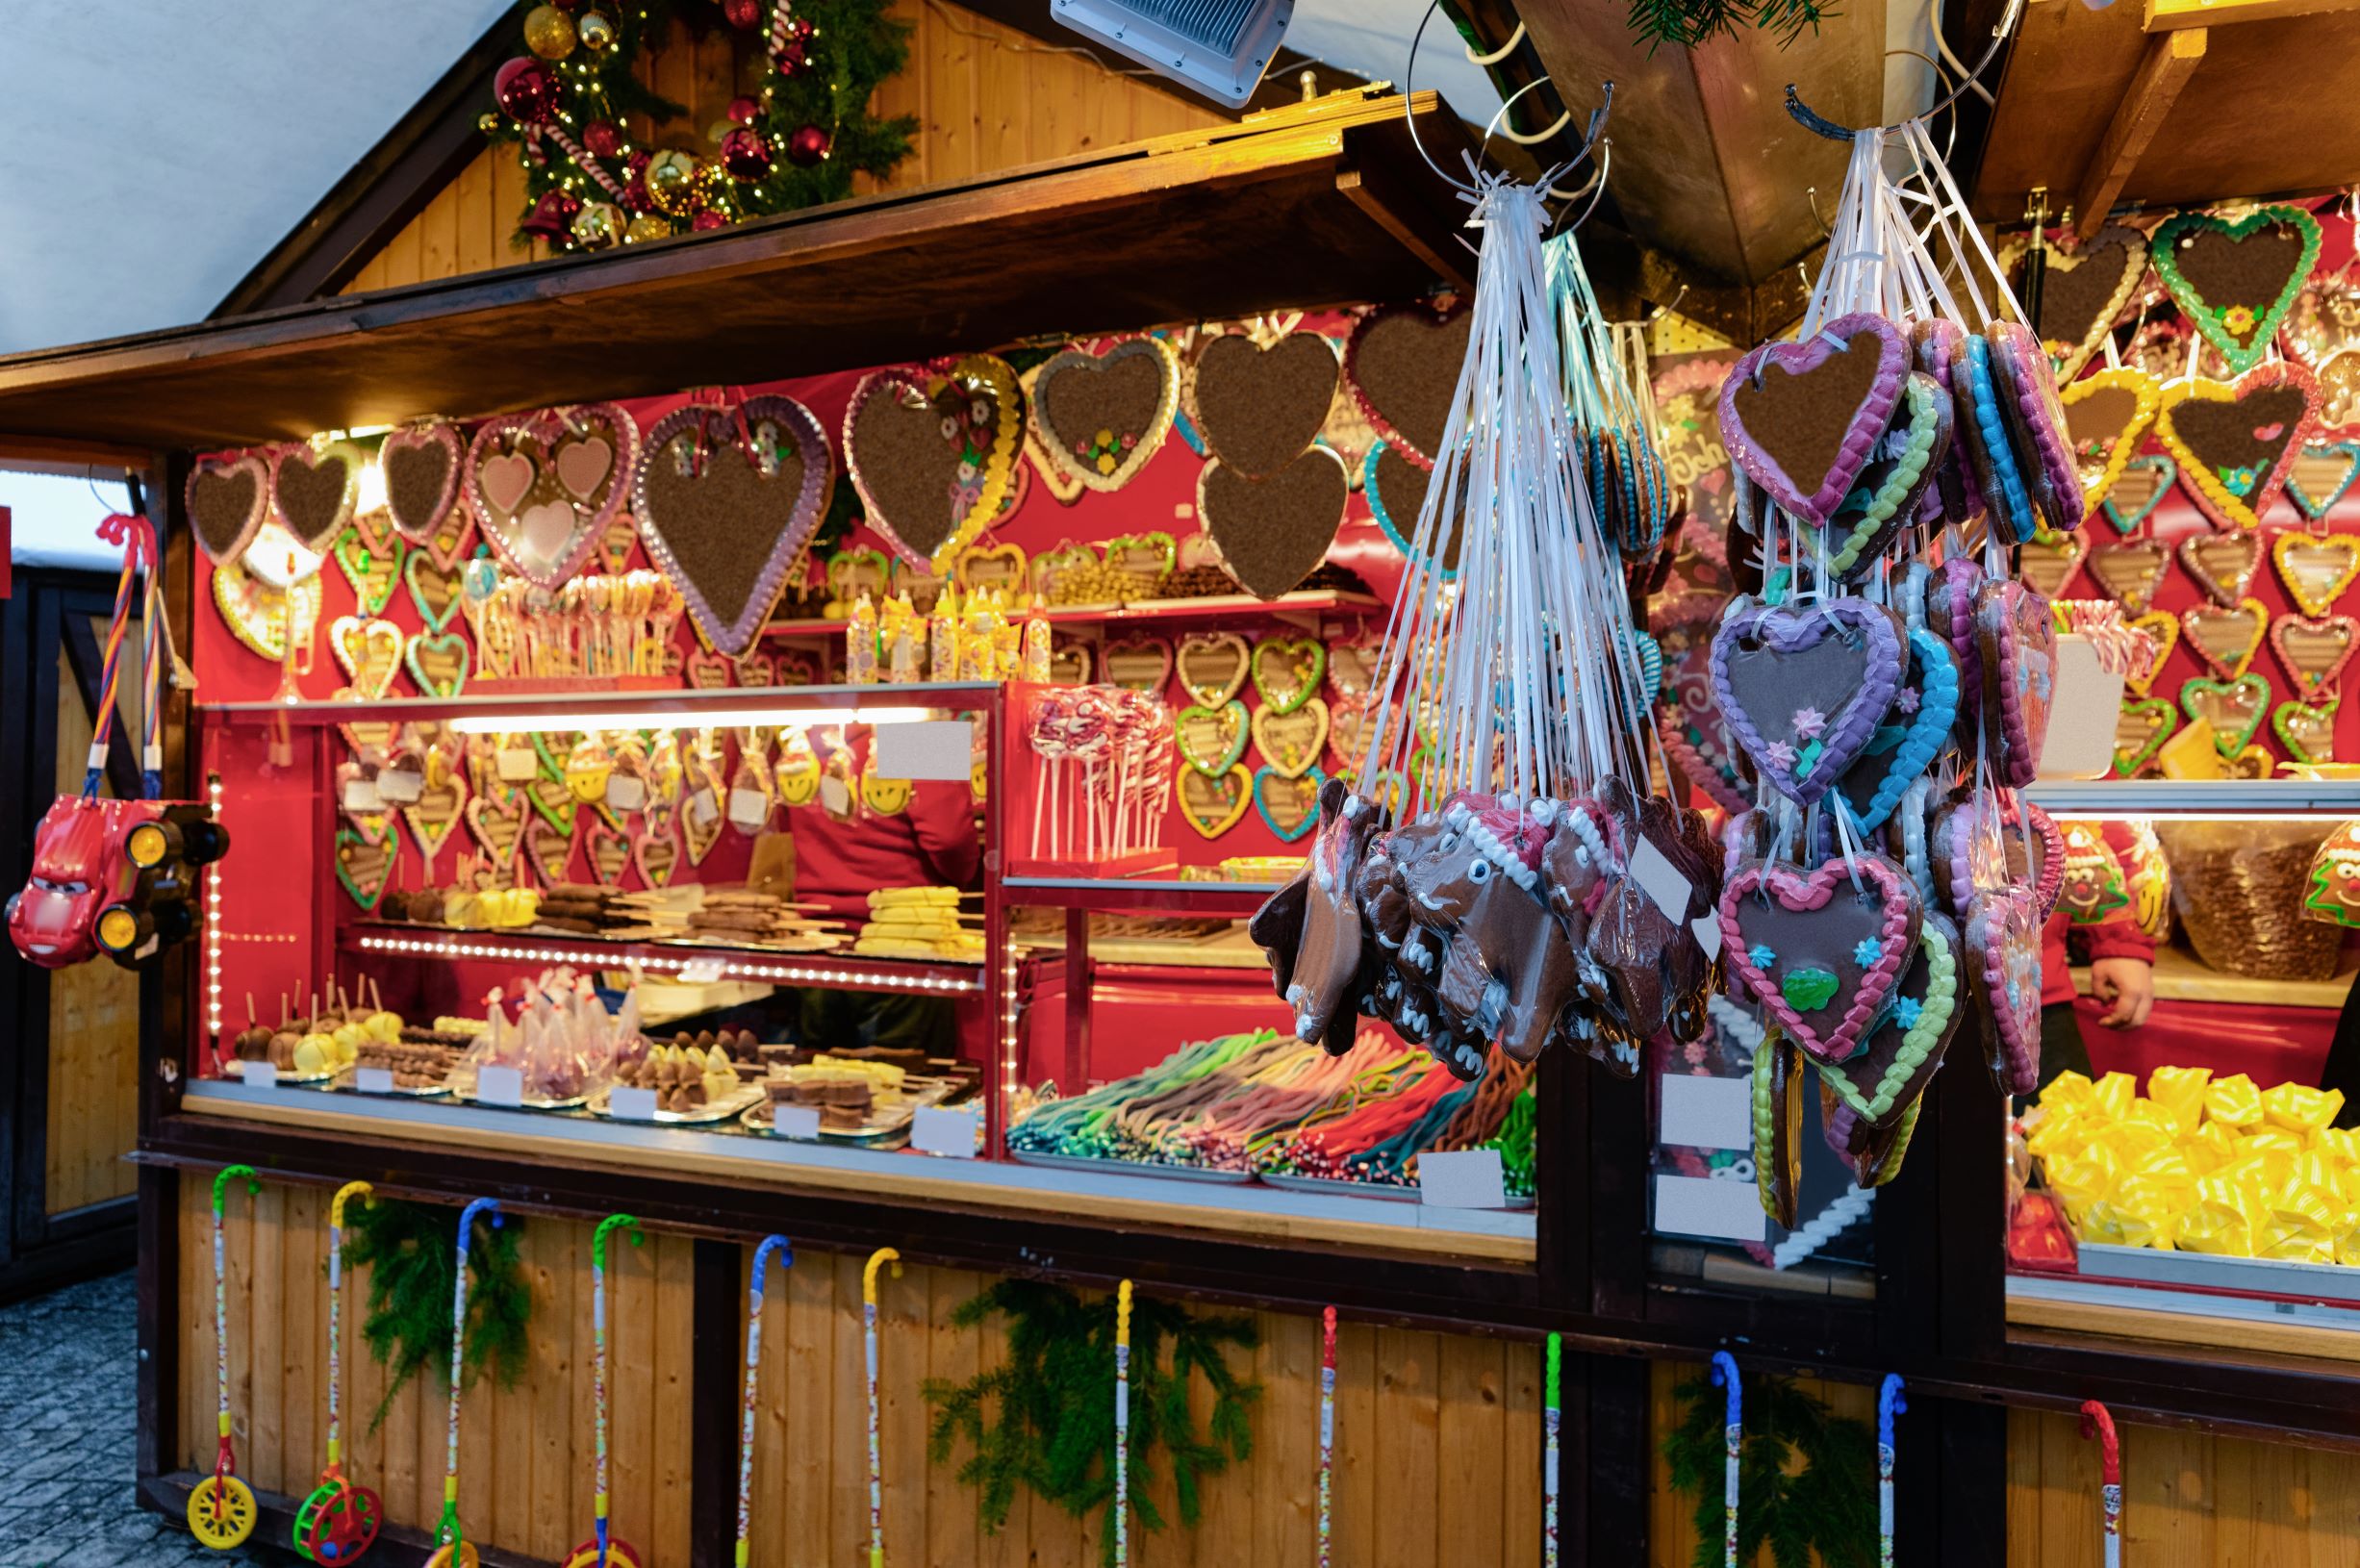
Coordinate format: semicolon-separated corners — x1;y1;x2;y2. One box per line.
0;1270;266;1568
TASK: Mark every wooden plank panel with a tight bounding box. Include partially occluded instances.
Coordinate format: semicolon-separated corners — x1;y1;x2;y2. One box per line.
419;182;463;283
245;1180;283;1489
877;1250;930;1567
454;146;499;279
1437;1332;1508;1568
748;1241;794;1568
651;1232;696;1568
2314;1446;2360;1568
529;1218;575;1564
1252;1307;1316;1568
1501;1339;1541;1568
2006;1408;2047;1568
610;1216;655;1563
278;1184;322;1498
782;1239;837;1555
1331;1315;1378;1568
1371;1328;1439;1568
181;1179;208;1472
2126;1421;2213;1568
925;1264;982;1567
830;1252;869;1561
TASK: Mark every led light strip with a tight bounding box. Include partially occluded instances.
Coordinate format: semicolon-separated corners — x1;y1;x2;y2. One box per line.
999;945;1021;1139
205;774;224;1041
352;933;981;994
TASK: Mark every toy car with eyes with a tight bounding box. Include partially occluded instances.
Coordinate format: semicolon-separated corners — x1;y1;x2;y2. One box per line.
8;795;229;969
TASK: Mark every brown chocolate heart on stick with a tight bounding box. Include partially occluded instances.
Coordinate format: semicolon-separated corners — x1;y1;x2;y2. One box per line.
1197;447;1348;600
273;441;366;551
1028;337;1180;492
380;421;465;548
188;453;271;564
1344;301;1470;468
1186;331;1339;479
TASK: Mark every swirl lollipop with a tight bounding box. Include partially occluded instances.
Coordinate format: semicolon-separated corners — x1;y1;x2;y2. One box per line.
1028;688;1078;859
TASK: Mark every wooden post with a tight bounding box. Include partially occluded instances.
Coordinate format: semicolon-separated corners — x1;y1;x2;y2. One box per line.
2074;28;2209;240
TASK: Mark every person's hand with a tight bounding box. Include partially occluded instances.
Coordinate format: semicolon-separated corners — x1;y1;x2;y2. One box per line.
2089;957;2154;1029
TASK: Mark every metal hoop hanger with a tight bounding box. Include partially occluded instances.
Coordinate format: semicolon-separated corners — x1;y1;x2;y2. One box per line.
1785;0;2022;141
1403;0;1611;203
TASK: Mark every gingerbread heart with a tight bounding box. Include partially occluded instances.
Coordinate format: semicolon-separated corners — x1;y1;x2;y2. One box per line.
2178;532;2264;608
187;454;271;564
331;527;402;617
594;512;638;575
2124;610;2179;695
2151;205;2322;375
405;552;463;633
1986;321;2079;540
1103;532;1177;581
1177;700;1249;776
1178;764;1252;838
1253;765;1324;842
2273;530;2360;616
1328;642;1378;704
1929;793;2013;921
1966;886;2043;1095
403;771;468;872
1046;642;1090;685
635;807;680;888
580;816;629;887
334;828;392;911
2087;538;2171;616
2271;613;2359;695
1364;443;1466;575
2013;226;2151;381
1030;544;1098;603
1719;853;1919;1064
407;629;470;697
1251;635;1325;714
1830;625;1961;833
636;395;832;658
1177;631;1249;707
1198;447;1348;600
1102;635;1173;695
212;556;320;662
2156;362;2321;530
380;421;465;548
521;815;574;887
953;542;1028;599
2114;698;2179;776
1911;319;1986;525
1719;313;1909;530
2179;597;2268;678
2000;799;2068;920
273;441;366;551
2288;442;2360;518
685;647;734;690
2100;455;2176;536
1028;336;1180;492
733;649;776;691
1825;371;1952;576
2275;696;2339;764
2286;266;2360;430
466;788;525;876
1188;330;1339;478
825;548;890;611
845;355;1023;571
681;780;725;865
2180;673;2271;755
524;773;576;834
1344;301;1469;468
2061;368;2160;522
329;616;402;697
468;403;638;590
1327;697;1375;772
1252;697;1330;778
2017;531;2086;598
1817;910;1966;1127
1927;555;1987;732
1978;580;2057;787
1711;596;1905;805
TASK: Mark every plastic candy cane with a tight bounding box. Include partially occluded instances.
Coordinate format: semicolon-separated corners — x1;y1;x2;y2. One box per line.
567;1215;647;1568
2080;1400;2121;1568
1877;1376;1905;1568
1317;1308;1336;1568
864;1248;902;1568
1542;1334;1561;1568
425;1199;501;1568
1114;1280;1135;1568
189;1165;262;1552
1709;1352;1741;1568
733;1235;792;1568
293;1180;384;1563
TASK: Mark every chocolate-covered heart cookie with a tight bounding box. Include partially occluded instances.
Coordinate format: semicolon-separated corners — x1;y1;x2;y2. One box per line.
636;395;831;658
1187;330;1339;479
2151;206;2322;375
1720;312;1909;529
1343;301;1470;469
2156;363;2320;531
1719;852;1921;1064
380;421;465;548
1028;336;1180;493
273;441;366;551
2011;225;2150;381
187;453;271;564
1711;596;1905;805
1197;447;1348;600
845;355;1022;571
1818;909;1965;1127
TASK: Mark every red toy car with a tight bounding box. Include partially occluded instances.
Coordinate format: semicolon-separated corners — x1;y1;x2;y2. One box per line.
9;795;229;969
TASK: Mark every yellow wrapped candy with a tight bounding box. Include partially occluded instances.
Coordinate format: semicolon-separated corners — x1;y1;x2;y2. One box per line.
2264;1082;2345;1138
2043;1071;2097;1112
2185;1119;2243;1175
2147;1065;2212;1135
2263;1158;2343;1263
2091;1071;2141;1123
2178;1172;2266;1256
2046;1147;2122;1226
2205;1074;2265;1130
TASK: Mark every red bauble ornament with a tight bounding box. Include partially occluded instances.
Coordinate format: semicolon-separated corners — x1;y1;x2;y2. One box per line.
619;179;653;215
692;210;730;232
520;189;585;241
786;123;830;166
722;0;762;27
583;119;622;158
726;94;761;126
719;126;774;181
494;58;559;126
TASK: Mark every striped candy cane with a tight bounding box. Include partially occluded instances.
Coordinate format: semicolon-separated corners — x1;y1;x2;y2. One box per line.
1878;1375;1905;1568
2080;1400;2121;1568
1317;1308;1335;1568
325;1182;373;1476
1542;1334;1561;1568
436;1200;501;1559
587;1216;644;1568
1709;1352;1741;1568
1114;1281;1134;1568
864;1249;902;1568
734;1236;792;1568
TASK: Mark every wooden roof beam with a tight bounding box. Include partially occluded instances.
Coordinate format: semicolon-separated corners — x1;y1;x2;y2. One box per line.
2072;26;2207;240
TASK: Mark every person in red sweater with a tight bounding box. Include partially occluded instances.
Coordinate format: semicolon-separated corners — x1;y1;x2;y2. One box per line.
2035;818;2155;1089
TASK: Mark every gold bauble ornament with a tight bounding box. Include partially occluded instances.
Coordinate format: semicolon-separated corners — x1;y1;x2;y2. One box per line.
624;214;672;243
644;150;700;217
576;10;615;51
522;4;577;60
571;201;623;250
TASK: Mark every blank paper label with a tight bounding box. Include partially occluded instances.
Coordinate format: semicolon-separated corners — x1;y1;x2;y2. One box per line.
1660;1075;1752;1152
874;720;974;783
1419;1150;1509;1209
1654;1175;1765;1243
475;1066;523;1107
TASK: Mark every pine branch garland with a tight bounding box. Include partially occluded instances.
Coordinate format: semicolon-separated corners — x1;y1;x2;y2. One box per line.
1661;1368;1877;1568
341;1198;535;1434
1624;0;1835;51
924;1278;1261;1567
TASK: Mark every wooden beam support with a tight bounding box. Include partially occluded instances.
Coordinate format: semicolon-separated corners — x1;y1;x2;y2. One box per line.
2146;0;2360;30
2073;26;2208;240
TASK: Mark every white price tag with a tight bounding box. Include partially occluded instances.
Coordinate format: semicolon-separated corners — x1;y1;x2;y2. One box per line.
1690;914;1723;963
689;788;720;826
770;1103;822;1139
475;1066;524;1107
1654;1173;1767;1243
1630;837;1693;922
355;1067;395;1095
728;787;772;829
677;957;726;985
608;1086;660;1121
1659;1075;1751;1152
496;747;539;782
874;720;974;782
819;774;851;815
374;771;423;805
605;774;647;813
340;777;383;813
910;1104;980;1158
240;1061;278;1089
1418;1150;1508;1209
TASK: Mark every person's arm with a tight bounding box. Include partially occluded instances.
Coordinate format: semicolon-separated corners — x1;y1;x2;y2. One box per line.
2082;922;2155;1028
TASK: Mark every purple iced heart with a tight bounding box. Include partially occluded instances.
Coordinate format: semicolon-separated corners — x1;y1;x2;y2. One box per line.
1710;596;1905;806
1718;312;1910;529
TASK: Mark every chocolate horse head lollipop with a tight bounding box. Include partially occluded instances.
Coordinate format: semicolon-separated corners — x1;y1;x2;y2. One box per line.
1248;779;1391;1049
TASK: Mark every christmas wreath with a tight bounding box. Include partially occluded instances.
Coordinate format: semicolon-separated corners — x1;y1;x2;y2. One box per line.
485;0;916;252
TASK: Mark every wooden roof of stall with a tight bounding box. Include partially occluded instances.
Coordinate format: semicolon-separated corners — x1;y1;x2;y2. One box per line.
0;90;1471;457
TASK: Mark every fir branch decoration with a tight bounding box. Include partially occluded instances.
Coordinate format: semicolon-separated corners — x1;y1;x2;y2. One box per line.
925;1279;1261;1567
341;1199;534;1433
1662;1368;1876;1568
1625;0;1835;51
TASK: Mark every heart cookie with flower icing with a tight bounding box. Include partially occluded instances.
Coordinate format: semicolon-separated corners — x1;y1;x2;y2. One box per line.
2157;363;2320;531
2150;206;2322;376
1028;336;1180;493
1719;852;1921;1064
845;355;1024;572
1711;596;1903;806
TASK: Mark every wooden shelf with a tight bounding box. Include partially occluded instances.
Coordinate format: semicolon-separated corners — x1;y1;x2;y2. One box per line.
765;590;1383;639
1002;875;1283;916
194;679;999;727
342;923;984;995
0;92;1471;450
2070;946;2358;1010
